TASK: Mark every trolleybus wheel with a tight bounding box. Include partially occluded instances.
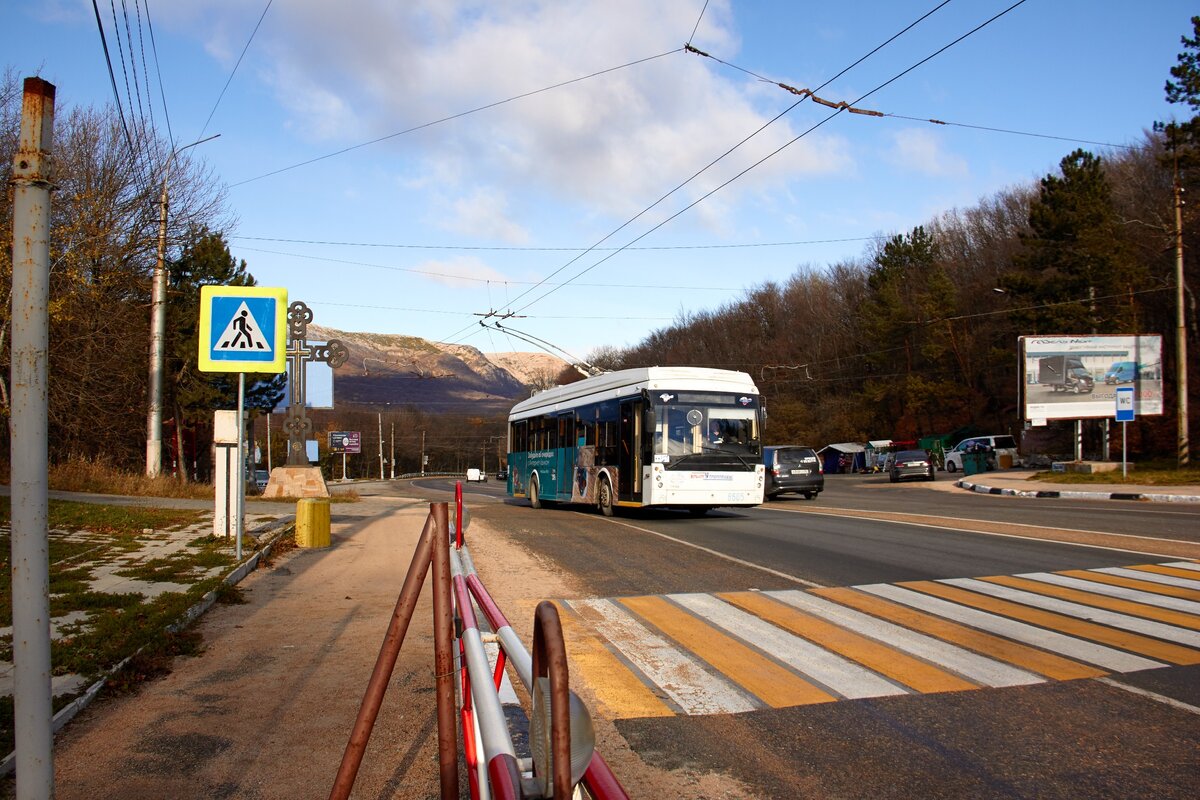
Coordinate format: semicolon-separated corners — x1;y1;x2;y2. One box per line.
598;477;614;517
529;475;542;509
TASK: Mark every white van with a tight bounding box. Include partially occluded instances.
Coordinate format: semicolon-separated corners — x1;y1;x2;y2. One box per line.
465;468;486;482
943;435;1020;472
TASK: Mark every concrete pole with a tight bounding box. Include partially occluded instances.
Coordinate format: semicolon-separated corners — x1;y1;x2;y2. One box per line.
390;421;395;479
10;76;56;800
146;135;218;477
378;411;384;480
1175;177;1190;466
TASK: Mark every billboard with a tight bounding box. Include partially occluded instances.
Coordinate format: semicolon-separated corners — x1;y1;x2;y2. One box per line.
1021;335;1162;422
328;431;361;454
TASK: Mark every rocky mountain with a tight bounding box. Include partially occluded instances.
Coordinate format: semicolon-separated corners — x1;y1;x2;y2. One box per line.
309;325;566;414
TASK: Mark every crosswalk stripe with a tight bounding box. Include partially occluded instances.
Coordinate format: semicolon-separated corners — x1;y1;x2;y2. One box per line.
571;598;758;715
557;602;674;719
669;593;907;700
983;574;1200;629
857;583;1155;674
1058;569;1200;601
1098;566;1200;590
719;591;979;694
819;586;1103;681
1163;561;1200;573
620;595;837;707
943;578;1200;648
1125;564;1200;582
1014;572;1200;614
777;589;1042;687
905;581;1200;665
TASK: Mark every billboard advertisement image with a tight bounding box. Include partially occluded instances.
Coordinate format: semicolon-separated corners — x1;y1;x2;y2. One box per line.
1021;335;1162;422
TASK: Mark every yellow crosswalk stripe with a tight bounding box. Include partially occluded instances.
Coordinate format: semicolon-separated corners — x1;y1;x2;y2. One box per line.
1057;569;1200;601
718;591;979;694
981;575;1200;631
1123;564;1200;582
901;581;1200;665
619;595;836;707
814;587;1106;681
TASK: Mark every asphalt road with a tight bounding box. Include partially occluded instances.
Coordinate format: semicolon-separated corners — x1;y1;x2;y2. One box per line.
408;473;1200;799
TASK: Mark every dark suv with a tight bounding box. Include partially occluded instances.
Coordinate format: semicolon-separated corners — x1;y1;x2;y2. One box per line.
763;446;824;500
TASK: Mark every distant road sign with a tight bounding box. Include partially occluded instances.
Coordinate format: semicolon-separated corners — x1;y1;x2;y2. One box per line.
1115;386;1135;422
198;286;287;373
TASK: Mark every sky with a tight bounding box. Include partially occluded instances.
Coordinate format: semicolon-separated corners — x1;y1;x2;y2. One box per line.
8;1;1195;363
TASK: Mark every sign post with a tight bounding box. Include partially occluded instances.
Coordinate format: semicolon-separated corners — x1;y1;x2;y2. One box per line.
199;286;287;560
1115;387;1135;478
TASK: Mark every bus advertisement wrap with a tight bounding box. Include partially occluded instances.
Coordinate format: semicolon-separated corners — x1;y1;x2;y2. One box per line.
1021;334;1163;422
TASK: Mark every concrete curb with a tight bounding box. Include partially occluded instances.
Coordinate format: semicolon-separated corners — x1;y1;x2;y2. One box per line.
955;479;1200;504
0;517;296;778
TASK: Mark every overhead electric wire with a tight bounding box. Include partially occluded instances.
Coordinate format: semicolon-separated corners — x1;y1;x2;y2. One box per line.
687;0;711;45
197;0;273;140
143;0;173;145
440;0;961;346
92;0;138;161
229;47;681;188
230;234;876;251
133;0;158;145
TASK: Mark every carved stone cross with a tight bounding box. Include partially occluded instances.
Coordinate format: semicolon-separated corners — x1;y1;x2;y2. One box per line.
284;301;347;466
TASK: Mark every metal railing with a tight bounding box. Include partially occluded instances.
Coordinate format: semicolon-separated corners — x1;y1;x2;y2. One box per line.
330;483;629;799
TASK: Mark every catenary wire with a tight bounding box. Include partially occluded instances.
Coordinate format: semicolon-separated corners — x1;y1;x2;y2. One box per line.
230;234;876;251
143;0;173;146
197;0;273;140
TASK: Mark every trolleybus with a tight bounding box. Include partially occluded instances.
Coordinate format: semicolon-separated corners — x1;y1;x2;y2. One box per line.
506;367;765;515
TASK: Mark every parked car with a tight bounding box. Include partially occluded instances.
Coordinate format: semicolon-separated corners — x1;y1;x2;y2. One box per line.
943;435;1020;472
1104;361;1138;384
495;468;508;481
253;469;269;491
763;445;824;500
888;449;935;483
466;468;486;482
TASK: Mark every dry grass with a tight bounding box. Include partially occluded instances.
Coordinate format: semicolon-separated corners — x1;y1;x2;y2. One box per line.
46;459;216;499
1032;460;1200;486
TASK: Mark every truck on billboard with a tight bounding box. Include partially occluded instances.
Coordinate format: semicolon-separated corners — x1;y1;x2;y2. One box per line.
1021;335;1162;422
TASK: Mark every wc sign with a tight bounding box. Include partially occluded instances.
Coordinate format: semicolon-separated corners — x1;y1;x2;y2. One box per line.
198;285;288;373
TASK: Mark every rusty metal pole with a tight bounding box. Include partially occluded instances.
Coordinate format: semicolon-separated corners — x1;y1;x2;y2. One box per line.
329;514;436;800
10;76;56;800
533;601;573;798
431;502;460;798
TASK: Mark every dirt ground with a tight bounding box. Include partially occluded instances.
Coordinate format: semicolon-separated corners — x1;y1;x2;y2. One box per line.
29;494;744;799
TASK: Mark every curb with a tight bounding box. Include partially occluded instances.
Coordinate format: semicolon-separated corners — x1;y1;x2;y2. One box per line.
955;479;1200;504
0;517;297;778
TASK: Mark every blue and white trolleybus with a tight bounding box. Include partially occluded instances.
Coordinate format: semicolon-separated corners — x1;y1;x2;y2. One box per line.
506;367;765;515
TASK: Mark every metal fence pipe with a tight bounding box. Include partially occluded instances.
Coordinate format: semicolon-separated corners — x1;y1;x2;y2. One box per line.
486;753;523;800
431;503;460;800
330;513;436;800
532;601;572;799
582;752;632;800
458;546;533;689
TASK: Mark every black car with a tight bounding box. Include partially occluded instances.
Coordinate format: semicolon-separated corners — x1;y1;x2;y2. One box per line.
888;449;935;483
763;445;824;500
495;468;508;481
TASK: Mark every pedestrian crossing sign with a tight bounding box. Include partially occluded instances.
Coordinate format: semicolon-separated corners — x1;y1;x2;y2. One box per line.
198;285;288;373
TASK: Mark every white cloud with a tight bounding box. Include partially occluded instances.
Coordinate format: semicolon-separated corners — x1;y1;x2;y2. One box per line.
439;187;530;244
885;128;968;178
416;255;508;288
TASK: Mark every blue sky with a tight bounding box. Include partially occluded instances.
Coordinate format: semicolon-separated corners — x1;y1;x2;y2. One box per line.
9;1;1194;362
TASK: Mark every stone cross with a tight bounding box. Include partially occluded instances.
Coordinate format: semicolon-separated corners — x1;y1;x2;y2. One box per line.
284;301;348;466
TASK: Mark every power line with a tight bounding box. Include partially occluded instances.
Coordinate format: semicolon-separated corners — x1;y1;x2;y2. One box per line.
230;234;876;252
198;0;273;140
143;0;173;146
687;0;711;45
228;48;681;188
481;0;1017;332
92;0;138;160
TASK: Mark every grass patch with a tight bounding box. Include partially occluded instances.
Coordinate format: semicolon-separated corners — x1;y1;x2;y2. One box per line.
0;497;206;537
1031;461;1200;486
47;458;215;499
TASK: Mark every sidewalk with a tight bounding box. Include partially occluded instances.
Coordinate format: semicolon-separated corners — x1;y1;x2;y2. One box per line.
953;469;1200;503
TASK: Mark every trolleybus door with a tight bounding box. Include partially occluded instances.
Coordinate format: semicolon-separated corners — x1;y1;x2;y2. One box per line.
618;399;642;501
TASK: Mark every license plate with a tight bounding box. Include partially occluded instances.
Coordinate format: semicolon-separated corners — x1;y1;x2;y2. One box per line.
791;469;810;476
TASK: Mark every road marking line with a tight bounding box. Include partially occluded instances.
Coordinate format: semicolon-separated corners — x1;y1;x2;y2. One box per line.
1012;571;1200;614
857;583;1152;675
1058;569;1200;600
1096;677;1200;716
620;595;837;707
669;593;907;700
773;589;1043;688
1121;564;1200;583
595;517;824;587
905;581;1200;665
719;591;978;694
1095;566;1200;590
1164;560;1200;572
982;575;1200;630
943;578;1200;648
570;598;758;715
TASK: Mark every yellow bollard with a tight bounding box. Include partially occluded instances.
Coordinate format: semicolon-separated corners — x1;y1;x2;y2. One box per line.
296;498;331;548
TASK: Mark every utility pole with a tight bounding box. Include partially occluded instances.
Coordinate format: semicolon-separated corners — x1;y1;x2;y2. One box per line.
10;76;56;800
421;429;426;476
390;421;395;479
1175;174;1190;466
145;134;219;477
378;411;385;480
